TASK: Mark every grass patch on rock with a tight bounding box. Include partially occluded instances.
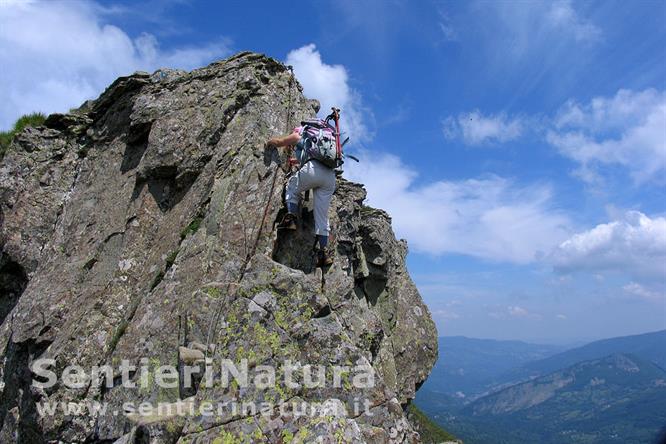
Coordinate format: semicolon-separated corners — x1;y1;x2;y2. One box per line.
1;112;46;159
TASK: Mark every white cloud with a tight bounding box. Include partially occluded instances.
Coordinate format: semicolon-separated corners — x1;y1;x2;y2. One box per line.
285;44;370;144
545;0;602;43
344;152;571;263
439;22;457;42
384;100;411;126
438;9;458;42
0;0;231;129
551;211;666;280
556;314;568;320
547;89;666;184
489;305;541;320
443;111;523;145
488;0;602;60
432;309;460;320
623;282;665;303
508;306;529;317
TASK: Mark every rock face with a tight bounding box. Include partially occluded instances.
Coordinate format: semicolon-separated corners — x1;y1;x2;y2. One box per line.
0;52;437;443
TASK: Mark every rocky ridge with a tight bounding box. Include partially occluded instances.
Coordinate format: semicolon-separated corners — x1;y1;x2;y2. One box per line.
0;52;437;443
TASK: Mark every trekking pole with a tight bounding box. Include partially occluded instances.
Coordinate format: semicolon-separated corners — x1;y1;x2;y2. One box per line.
327;107;342;160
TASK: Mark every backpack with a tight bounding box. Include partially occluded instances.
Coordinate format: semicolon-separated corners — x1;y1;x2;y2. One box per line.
299;118;342;169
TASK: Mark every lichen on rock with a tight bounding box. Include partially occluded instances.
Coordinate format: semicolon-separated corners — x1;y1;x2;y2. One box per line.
0;51;437;443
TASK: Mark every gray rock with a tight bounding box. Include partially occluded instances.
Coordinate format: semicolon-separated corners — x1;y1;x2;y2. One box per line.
0;51;437;443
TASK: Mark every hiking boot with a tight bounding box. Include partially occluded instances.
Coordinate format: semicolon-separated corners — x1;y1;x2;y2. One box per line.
316;249;334;268
277;213;297;231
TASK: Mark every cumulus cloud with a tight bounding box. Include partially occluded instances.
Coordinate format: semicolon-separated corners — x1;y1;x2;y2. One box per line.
0;0;231;129
623;282;665;303
344;152;571;263
551;211;666;280
285;44;370;144
547;89;666;184
442;111;524;145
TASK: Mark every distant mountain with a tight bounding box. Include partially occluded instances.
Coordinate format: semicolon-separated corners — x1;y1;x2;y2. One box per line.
417;336;565;398
495;329;666;388
413;389;467;422
416;330;666;444
449;353;666;444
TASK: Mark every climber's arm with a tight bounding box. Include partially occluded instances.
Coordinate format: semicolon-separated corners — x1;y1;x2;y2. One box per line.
267;131;301;148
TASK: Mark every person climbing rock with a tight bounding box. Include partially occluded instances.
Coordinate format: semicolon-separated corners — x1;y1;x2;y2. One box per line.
267;123;337;268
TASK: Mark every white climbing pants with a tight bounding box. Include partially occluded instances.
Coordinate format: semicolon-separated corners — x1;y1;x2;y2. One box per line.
285;160;336;236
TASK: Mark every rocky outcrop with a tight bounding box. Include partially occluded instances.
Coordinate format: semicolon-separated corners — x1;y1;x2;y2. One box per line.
0;52;437;443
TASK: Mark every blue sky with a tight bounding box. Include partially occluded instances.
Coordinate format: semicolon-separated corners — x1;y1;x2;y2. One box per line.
1;0;664;343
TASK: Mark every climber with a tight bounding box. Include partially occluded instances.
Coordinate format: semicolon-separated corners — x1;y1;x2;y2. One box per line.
266;125;337;268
